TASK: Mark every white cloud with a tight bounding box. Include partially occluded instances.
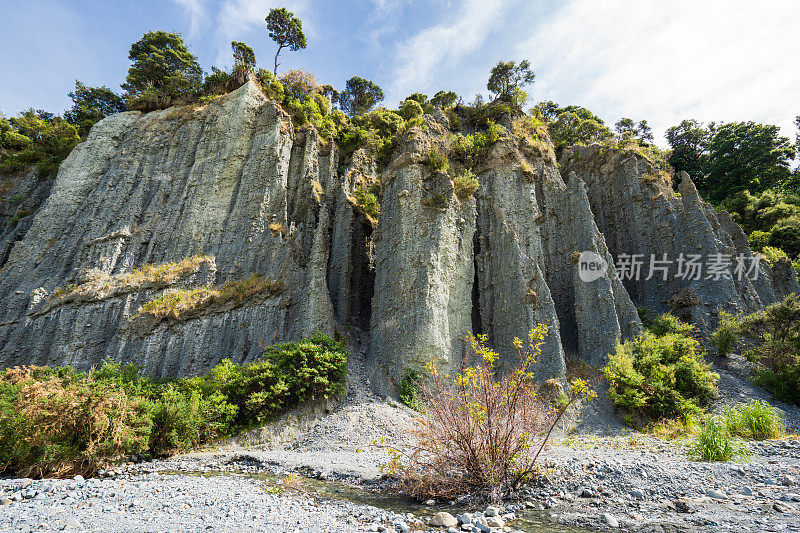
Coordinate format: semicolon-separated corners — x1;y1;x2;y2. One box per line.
518;0;800;145
388;0;515;103
172;0;208;37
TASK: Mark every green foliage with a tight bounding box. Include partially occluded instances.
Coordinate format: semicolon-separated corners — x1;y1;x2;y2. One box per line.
723;400;786;440
65;81;126;136
424;147;449;173
398;370;421;411
0;109;80;177
352;181;381;222
614;118;653;143
231;41;256;69
0;335;347;477
398;99;424;120
688;415;749;462
540;106;613;154
604;316;719;424
665;119;711;184
430;90;458;109
711;310;739;357
723;189;800;262
487;59;535;104
648;312;696;337
721;294;800;405
265;7;307;75
453;169;479;199
122;31;202;101
339;76;384;116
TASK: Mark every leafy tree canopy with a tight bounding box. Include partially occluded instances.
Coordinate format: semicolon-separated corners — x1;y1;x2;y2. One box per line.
703;121;795;203
338;76;384;116
487;60;535;104
431;90;458;109
231;41;256;69
265;7;307;75
615;117;653;143
532;101;612;153
65;81;127;136
121;31;202;99
664;119;711;185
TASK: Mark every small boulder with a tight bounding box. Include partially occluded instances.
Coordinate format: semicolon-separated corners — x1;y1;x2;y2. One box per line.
430;512;458;528
602;513;619;528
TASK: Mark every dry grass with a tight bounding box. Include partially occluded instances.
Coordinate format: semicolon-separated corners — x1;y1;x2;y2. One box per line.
50;255;214;303
136;274;283;320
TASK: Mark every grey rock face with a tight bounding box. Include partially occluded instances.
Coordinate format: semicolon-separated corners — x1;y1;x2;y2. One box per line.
561;144;797;332
0;82;337;375
369;130;476;388
0;91;794;387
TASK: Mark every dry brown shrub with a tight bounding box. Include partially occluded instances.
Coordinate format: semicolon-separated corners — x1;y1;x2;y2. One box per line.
279;69;319;100
0;366;150;478
383;325;595;500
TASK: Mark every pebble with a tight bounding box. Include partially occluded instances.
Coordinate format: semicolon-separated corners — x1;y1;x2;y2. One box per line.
706;488;727;500
629;488;645;499
430;512;458;527
602;513;619;528
484;506;500;517
740;486;754;496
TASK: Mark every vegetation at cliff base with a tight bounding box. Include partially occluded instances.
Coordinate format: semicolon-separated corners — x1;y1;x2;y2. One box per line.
0;334;347;478
711;293;800;405
604;313;719;425
383;324;595;499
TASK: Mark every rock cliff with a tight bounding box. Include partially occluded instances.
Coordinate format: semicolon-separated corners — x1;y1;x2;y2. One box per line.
0;81;796;389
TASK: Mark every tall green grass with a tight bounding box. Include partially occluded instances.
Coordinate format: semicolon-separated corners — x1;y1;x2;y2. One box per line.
724;400;786;440
688;416;750;462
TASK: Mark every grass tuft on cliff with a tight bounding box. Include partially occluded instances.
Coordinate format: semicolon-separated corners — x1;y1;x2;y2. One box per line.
0;334;347;478
136;273;283;320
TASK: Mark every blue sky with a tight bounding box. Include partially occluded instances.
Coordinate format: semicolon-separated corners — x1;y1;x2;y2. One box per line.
1;0;798;146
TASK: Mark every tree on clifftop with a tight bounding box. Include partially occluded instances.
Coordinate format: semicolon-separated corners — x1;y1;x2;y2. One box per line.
665;119;711;186
65;82;127;137
265;8;307;76
338;77;384;116
231;41;256;70
615;118;653;143
121;31;202;99
487;59;535;106
703;121;795;203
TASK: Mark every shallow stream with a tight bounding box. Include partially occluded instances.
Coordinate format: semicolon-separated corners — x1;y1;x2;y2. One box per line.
160;470;593;532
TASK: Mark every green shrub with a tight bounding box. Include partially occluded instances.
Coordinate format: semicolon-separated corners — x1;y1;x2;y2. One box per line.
748;230;770;251
761;246;789;264
352;182;381;222
453;170;479;199
0;334;348;478
604;318;719;424
398;370;421;411
688;415;749;462
424;148;449;173
724;294;800;404
398;99;424;121
724;400;785;440
648;313;696;337
711;310;739;356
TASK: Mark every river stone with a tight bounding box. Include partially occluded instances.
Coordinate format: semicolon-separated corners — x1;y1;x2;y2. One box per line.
430;512;458;527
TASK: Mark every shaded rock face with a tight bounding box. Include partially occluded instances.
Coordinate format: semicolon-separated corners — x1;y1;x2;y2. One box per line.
0;82;337;376
561;144;798;330
0;85;794;387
